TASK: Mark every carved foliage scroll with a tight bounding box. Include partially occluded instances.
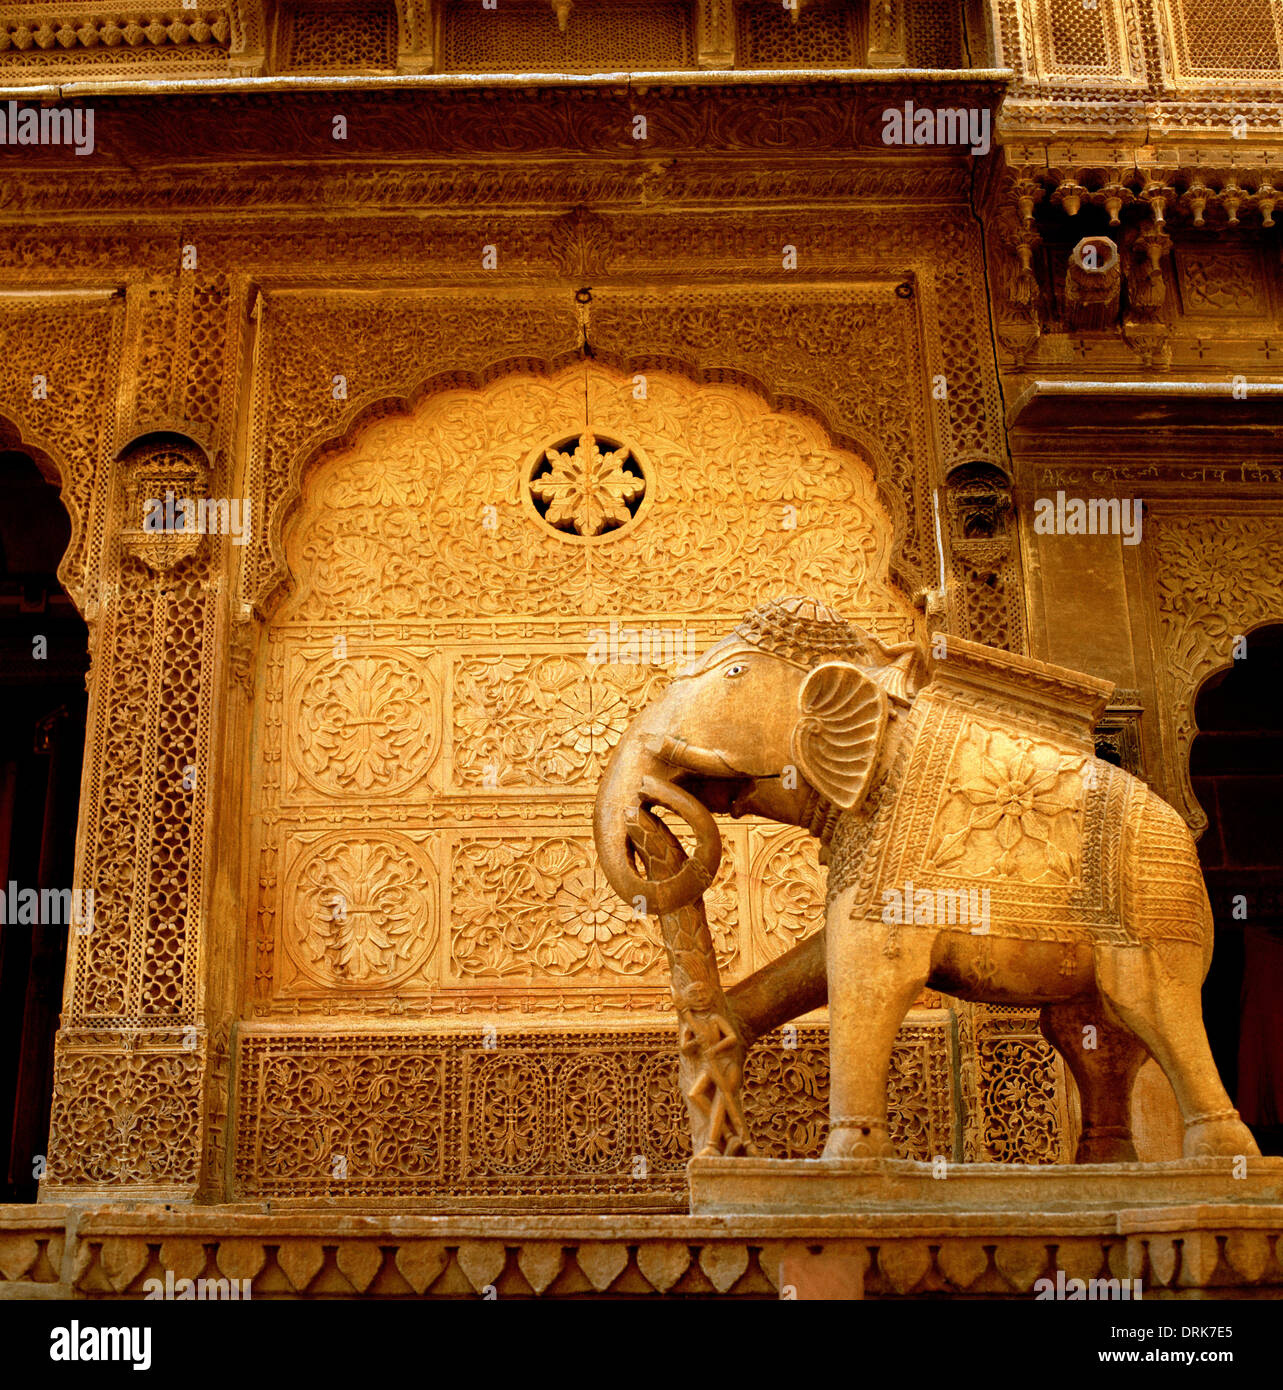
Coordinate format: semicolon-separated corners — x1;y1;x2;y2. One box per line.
0;297;116;603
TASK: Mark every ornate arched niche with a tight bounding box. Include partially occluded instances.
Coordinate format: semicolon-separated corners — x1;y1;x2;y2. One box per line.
1148;512;1283;837
236;364;931;1202
248;360;917;1006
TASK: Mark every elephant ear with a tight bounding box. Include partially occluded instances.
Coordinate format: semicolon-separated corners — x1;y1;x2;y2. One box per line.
790;662;888;811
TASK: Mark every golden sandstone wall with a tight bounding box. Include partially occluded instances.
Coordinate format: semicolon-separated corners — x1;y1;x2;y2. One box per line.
0;0;1278;1234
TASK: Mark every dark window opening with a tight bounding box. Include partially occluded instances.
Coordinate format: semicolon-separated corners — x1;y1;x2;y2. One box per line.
0;449;88;1201
1191;624;1283;1157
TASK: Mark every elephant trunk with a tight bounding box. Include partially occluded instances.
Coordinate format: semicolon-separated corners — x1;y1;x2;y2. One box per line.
593;729;723;916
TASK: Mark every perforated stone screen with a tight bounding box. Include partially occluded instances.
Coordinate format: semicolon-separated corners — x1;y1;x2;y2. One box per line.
1166;0;1283;80
442;0;693;72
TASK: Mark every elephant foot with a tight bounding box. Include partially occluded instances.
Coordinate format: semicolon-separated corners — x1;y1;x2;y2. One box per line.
1074;1126;1138;1164
821;1118;894;1160
1183;1110;1261;1159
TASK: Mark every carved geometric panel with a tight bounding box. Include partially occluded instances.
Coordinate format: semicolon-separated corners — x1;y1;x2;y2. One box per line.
1174;248;1271;327
441;0;693;72
1026;0;1132;79
233;1017;955;1204
282;4;397;73
1163;0;1283;81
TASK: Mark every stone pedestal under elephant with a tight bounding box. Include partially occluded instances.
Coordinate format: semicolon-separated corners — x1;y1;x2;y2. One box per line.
592;596;1258;1164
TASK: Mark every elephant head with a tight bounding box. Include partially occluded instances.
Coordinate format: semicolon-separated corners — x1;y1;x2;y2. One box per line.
593;596;927;915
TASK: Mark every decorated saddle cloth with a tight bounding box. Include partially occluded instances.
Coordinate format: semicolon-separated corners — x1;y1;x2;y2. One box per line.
827;640;1205;948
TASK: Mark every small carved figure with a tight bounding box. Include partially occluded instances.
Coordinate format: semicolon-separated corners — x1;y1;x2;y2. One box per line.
593;596;1258;1163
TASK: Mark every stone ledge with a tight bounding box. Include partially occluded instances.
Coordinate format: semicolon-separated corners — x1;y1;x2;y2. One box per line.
689;1156;1283;1216
1;1199;1282;1297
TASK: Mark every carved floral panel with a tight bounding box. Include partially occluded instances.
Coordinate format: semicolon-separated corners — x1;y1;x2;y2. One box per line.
286;648;441;801
251;363;919;1014
279;830;438;994
927;725;1085;885
447;833;739;985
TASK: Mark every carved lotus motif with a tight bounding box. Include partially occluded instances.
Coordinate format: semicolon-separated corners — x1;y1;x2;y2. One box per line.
929;728;1082;883
554;866;637;956
552;682;629;760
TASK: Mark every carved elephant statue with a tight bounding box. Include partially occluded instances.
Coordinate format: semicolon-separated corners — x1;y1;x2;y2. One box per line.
593;595;1258;1164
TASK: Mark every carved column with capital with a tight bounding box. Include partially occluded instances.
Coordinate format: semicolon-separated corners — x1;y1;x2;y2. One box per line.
41;273;246;1202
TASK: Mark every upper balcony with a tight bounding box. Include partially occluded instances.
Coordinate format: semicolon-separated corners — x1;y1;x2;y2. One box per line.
0;1;1279;151
0;0;987;87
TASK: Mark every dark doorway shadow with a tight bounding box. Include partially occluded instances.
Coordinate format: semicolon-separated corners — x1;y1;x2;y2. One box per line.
0;449;88;1201
1191;625;1283;1158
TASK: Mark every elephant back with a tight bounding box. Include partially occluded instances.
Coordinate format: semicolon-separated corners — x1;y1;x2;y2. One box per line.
828;638;1155;947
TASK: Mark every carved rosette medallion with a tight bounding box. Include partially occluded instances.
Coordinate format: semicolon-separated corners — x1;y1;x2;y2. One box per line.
291;650;439;798
526;431;647;540
286;833;435;990
928;726;1084;884
750;828;825;960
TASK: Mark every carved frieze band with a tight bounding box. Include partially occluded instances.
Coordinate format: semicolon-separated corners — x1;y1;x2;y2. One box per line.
14;1206;1283;1297
233;1021;955;1203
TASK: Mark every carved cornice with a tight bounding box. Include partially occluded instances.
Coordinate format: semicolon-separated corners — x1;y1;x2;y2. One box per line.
13;1201;1283;1296
0;78;1007;161
1008;381;1283;436
0;206;979;281
1000;98;1283;144
0;158;974;218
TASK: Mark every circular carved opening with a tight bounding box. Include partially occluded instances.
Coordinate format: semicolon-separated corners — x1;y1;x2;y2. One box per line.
527;431;646;539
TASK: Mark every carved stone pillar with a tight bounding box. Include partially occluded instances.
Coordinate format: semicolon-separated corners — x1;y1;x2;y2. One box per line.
695;0;734;67
44;436;222;1199
228;0;271;76
395;0;437;73
39;269;243;1202
866;0;906;67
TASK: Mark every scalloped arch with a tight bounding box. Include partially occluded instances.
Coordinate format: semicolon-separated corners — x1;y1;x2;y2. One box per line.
254;349;910;619
1185;617;1283;839
0;410;85;614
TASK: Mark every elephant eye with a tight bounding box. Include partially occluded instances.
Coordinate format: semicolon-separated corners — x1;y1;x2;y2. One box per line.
724;663;747;678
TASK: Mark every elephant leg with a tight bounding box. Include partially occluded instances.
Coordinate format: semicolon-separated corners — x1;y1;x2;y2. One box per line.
1094;943;1260;1160
1040;998;1148;1163
821;905;932;1160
